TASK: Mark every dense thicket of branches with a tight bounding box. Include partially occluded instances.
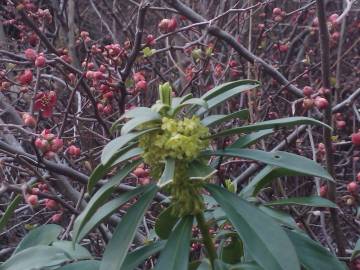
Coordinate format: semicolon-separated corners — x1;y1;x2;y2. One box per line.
1;0;360;268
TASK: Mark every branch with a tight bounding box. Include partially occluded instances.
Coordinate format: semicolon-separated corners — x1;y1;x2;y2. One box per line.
163;0;303;97
316;0;346;256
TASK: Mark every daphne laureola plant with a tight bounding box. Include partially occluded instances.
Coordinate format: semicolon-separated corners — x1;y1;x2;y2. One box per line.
0;80;348;270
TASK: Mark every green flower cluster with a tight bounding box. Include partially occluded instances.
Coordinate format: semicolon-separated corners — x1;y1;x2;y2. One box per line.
139;115;209;216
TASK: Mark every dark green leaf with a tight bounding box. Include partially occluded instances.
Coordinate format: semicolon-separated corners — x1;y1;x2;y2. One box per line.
52;241;92;260
201;80;259;101
206;117;331;139
285;229;347;270
0;195;21;232
214;259;230;270
56;260;100;270
229;130;273;149
121;115;161;135
13;224;62;255
352;238;360;260
154;215;194;270
201;110;249;127
230;262;264;270
78;186;148;241
265;196;337;208
155;206;179;239
197;81;259;115
88;143;138;192
201;149;333;182
240;166;302;198
205;184;300;270
121;241;165;270
100;184;158;270
111;147;144;168
219;236;243;264
258;206;298;230
158;158;175;187
101;128;158;164
187;160;217;180
0;246;70;270
74;161;141;242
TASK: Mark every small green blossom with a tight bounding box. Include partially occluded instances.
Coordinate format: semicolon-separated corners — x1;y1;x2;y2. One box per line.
139;115;210;216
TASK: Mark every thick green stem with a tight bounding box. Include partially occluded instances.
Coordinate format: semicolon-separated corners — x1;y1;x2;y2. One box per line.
196;212;217;268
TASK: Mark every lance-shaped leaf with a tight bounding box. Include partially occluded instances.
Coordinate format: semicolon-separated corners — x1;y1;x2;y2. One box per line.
77;186;147;241
206;117;331;139
205;184;300;270
265;196;337;208
197;81;259;115
0;195;21;233
228;129;274;149
285;229;347;270
155;206;179;239
74;161;141;242
121;241;165;270
201;110;249;127
121;114;161;135
56;260;100;270
158;158;176;187
187;160;217;180
240;166;302;198
100;184;158;270
13;224;62;255
89;143;138;191
201;149;333;182
0;246;71;270
154;215;194;270
101;128;158;164
201;80;260;101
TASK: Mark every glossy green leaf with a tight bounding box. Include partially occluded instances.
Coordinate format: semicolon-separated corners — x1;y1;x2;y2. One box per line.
265;196;337;208
100;184;158;270
229;130;273;149
155;206;179;239
201;110;249;127
258;206;298;230
158;158;175;187
121;115;161;135
230;262;264;270
154;215;194;270
352;238;360;260
52;241;92;260
285;229;347;270
74;161;141;242
187;160;217;180
240;166;302;199
88;143;138;192
171;94;192;108
205;184;300;270
111;107;159;132
201;80;259;101
0;195;21;232
0;246;70;270
214;259;230;270
56;260;100;270
13;224;62;255
101;128;158;164
206;117;331;139
78;186;147;241
201;149;333;181
219;236;243;264
172;98;209;116
197;81;259;115
111;147;144;168
121;241;165;270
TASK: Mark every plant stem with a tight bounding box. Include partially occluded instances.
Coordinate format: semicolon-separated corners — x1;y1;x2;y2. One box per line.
195;212;217;268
